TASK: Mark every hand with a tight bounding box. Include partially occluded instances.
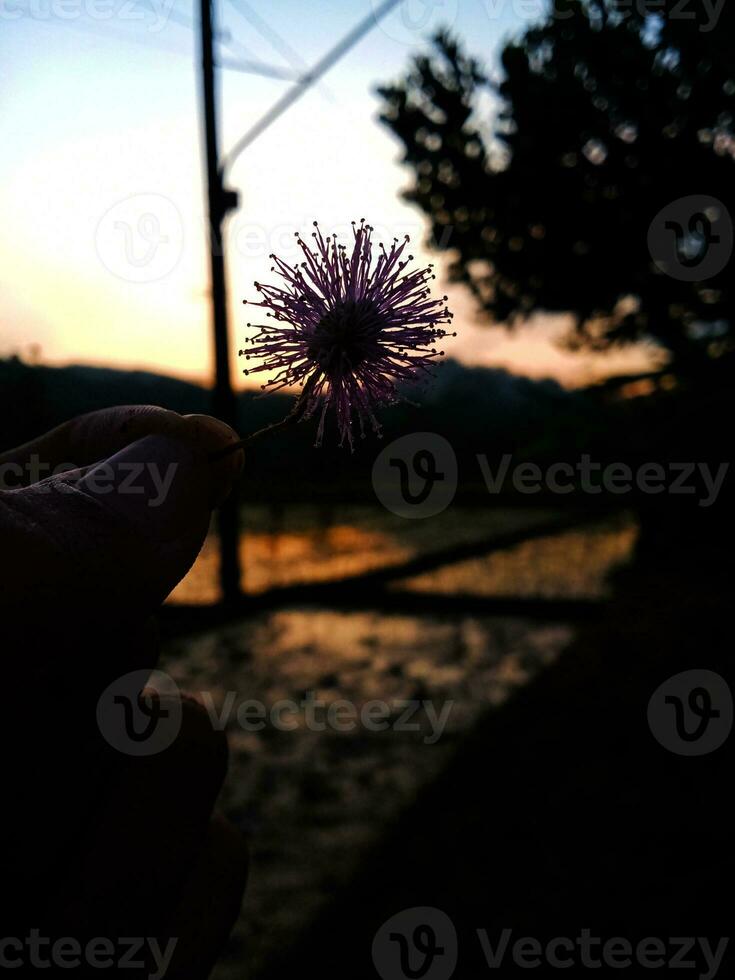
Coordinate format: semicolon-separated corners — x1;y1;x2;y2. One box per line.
0;406;247;978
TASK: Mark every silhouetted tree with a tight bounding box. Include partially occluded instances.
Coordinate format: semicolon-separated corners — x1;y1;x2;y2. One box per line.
378;0;735;376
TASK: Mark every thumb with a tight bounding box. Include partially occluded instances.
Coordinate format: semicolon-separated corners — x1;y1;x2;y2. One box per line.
0;426;241;617
73;427;239;607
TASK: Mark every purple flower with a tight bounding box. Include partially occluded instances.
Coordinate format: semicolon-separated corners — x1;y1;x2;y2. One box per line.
241;220;455;449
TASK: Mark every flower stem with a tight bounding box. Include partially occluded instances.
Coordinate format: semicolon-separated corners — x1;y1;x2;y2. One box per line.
208;378;315;462
209;415;296;460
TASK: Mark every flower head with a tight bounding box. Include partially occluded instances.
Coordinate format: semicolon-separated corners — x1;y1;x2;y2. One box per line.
241;220;455;449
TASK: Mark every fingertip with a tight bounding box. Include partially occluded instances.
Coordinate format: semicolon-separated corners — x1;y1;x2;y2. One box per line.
183;415;245;506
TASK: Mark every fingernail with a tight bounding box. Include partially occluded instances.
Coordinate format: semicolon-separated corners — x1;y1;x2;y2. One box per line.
184;414;240;448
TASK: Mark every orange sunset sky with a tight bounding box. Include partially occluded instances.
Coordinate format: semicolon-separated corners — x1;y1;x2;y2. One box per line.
1;0;657;389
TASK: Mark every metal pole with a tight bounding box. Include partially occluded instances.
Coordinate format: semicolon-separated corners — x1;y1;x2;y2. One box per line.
198;0;241;605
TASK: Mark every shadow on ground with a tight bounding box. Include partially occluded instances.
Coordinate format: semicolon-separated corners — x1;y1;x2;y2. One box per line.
261;534;734;978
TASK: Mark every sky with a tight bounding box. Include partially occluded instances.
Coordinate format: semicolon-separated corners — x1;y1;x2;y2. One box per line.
0;0;657;389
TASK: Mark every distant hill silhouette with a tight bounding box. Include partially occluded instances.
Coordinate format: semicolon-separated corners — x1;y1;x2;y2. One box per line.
0;355;642;502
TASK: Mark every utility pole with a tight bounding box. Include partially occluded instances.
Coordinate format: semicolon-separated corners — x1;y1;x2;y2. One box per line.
196;0;401;606
198;0;241;606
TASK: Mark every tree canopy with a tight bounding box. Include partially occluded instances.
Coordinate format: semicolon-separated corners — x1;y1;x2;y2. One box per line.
377;0;735;375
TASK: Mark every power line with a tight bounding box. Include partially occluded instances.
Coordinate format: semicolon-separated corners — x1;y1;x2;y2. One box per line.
215;55;301;81
215;25;257;60
136;0;300;82
162;7;196;30
220;0;403;176
13;2;303;83
214;24;301;79
225;0;319;89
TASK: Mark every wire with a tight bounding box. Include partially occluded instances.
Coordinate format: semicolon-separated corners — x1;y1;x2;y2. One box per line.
225;0;313;82
215;55;302;81
215;25;258;60
128;0;306;82
220;0;404;176
163;7;196;30
213;17;308;80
